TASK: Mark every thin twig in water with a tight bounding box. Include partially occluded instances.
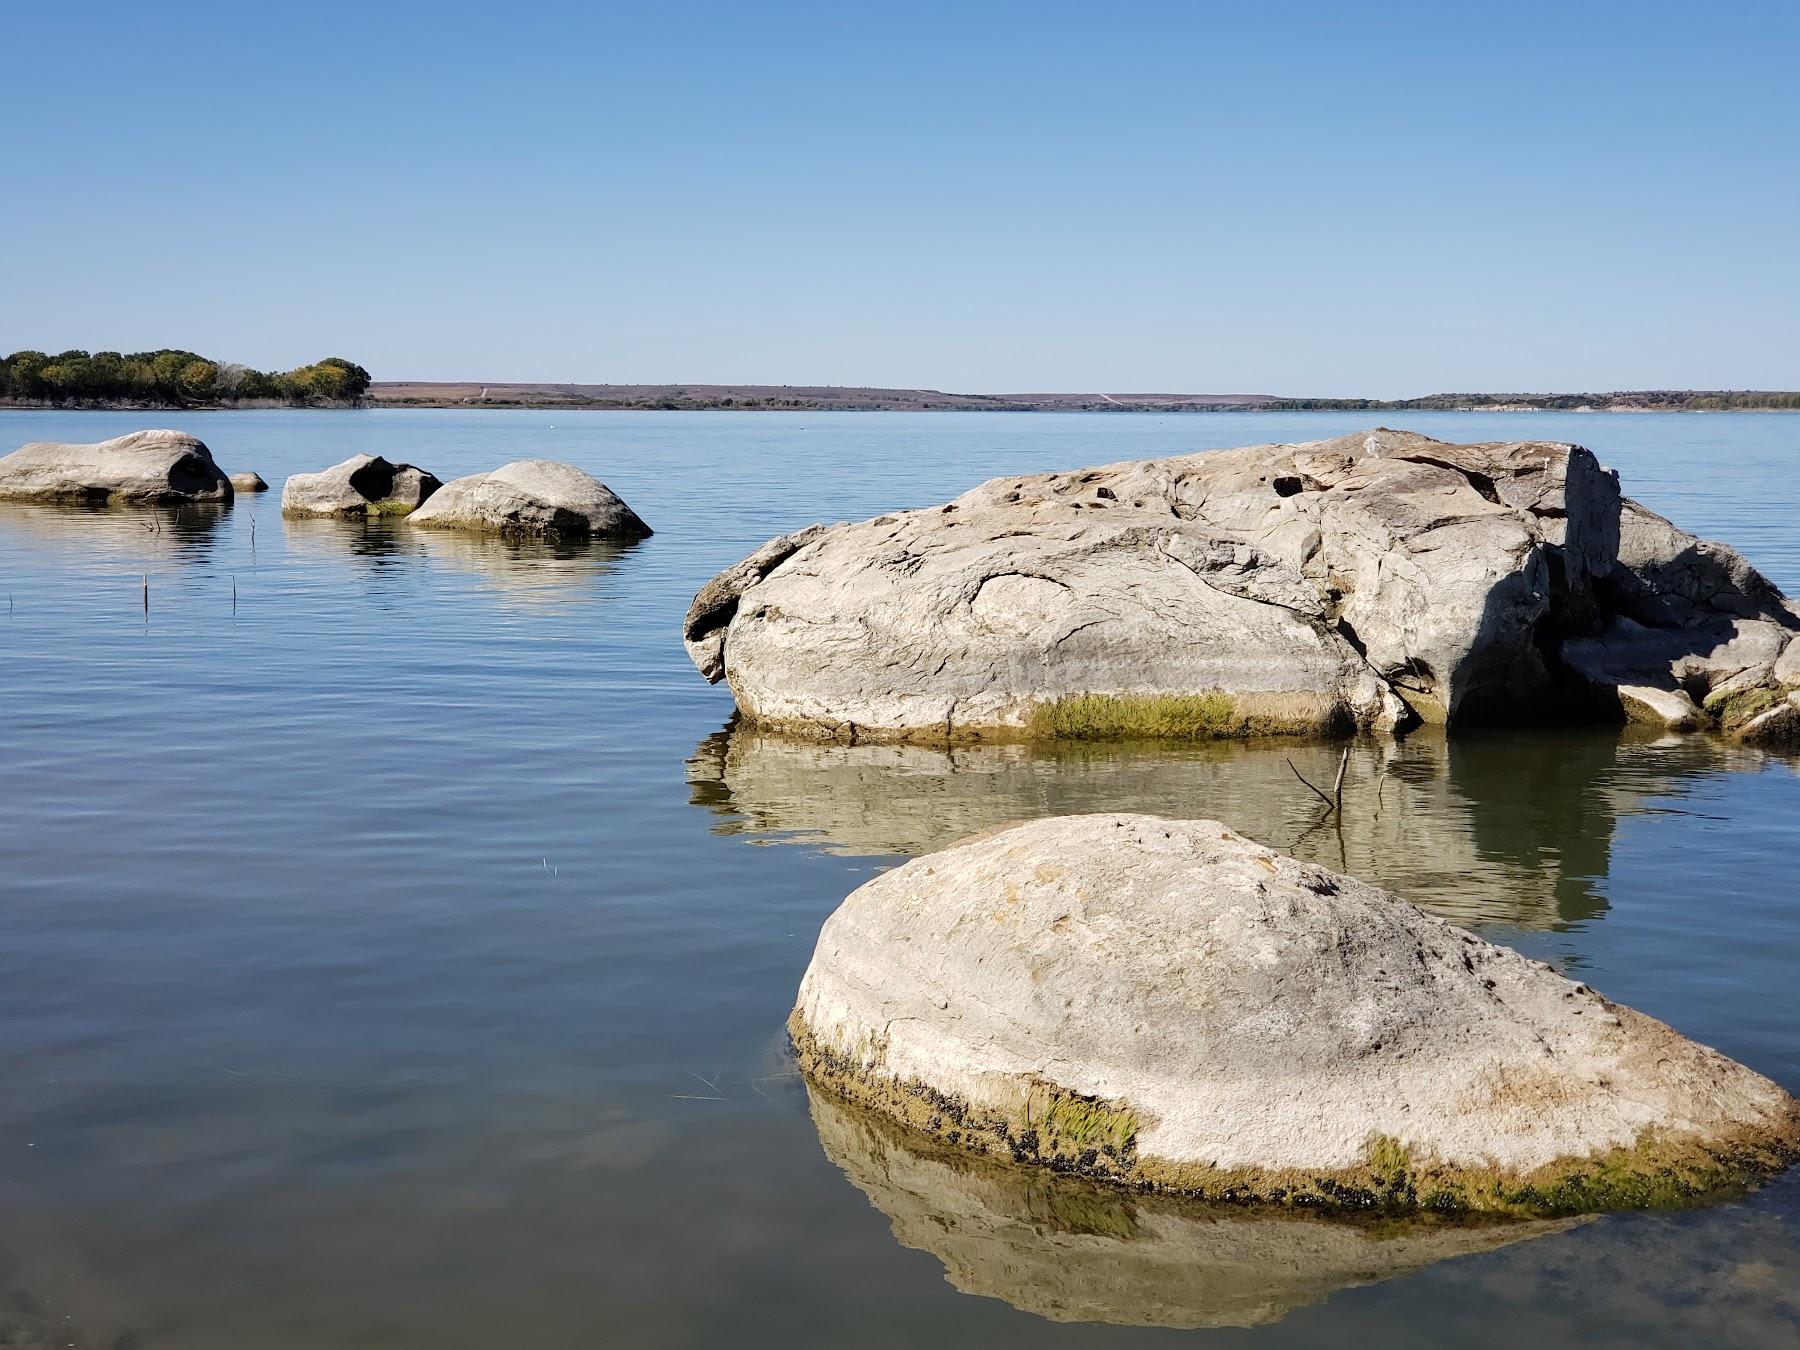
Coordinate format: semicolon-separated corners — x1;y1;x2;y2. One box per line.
1331;745;1350;812
1286;757;1335;812
672;1071;727;1101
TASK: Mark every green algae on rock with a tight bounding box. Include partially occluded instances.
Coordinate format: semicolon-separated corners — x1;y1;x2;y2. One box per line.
790;814;1800;1216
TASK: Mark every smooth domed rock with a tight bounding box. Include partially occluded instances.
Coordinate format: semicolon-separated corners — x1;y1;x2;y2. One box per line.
229;471;269;493
281;454;441;518
686;430;1623;741
406;459;650;539
808;1087;1571;1328
791;813;1799;1214
0;430;231;503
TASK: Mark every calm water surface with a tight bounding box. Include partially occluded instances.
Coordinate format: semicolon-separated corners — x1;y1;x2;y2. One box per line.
1;410;1796;1347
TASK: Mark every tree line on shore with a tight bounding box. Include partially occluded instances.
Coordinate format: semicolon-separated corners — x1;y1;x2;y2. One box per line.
0;350;371;407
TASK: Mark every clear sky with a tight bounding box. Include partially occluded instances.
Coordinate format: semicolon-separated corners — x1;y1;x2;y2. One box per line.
4;1;1795;395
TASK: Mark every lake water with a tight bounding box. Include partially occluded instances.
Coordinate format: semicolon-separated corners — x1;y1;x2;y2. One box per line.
1;409;1797;1347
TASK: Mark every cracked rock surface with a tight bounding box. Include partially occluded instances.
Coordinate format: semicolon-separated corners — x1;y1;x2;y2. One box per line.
685;428;1800;742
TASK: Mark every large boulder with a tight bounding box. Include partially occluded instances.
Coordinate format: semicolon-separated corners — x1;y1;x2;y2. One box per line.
686;430;1623;741
0;430;231;503
689;429;1800;744
281;453;441;517
407;459;651;539
791;814;1799;1215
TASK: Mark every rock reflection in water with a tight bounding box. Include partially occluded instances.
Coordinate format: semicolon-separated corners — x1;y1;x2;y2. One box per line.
807;1085;1570;1329
408;528;637;608
689;724;1780;928
0;498;229;568
282;516;639;607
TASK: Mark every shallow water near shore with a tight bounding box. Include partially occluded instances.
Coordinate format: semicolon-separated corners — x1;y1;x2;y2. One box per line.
1;408;1797;1347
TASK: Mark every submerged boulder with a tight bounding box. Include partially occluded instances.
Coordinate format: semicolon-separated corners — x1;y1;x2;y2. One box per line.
689;429;1800;743
407;459;651;539
792;814;1799;1215
229;471;269;493
0;430;232;503
281;454;441;518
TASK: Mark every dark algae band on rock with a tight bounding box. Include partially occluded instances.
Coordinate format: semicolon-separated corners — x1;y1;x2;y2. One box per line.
685;429;1800;745
789;815;1800;1217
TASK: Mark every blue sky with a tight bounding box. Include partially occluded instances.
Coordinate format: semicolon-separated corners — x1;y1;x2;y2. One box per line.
4;1;1795;394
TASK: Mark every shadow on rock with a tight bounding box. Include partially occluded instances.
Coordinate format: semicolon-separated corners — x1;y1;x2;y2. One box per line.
807;1084;1573;1329
689;722;1781;928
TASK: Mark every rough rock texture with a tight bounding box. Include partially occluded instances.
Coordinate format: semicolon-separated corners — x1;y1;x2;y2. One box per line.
229;471;269;493
792;814;1799;1214
407;459;651;539
691;429;1800;744
683;525;826;681
281;454;441;518
1564;498;1800;743
0;430;232;504
684;430;1609;740
809;1087;1571;1328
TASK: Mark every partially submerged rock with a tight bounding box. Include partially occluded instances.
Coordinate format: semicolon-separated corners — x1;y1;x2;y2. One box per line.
688;429;1800;743
229;471;269;493
809;1087;1571;1328
0;430;232;503
792;814;1799;1215
281;454;441;518
407;459;651;540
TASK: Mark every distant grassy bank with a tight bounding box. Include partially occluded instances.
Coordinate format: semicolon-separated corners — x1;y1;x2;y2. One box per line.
0;350;370;408
367;382;1800;413
4;358;1795;413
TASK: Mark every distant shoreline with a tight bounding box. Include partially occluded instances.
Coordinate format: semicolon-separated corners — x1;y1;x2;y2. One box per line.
3;382;1797;414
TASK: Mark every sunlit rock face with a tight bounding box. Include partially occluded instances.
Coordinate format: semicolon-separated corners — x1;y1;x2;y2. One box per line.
792;815;1800;1214
0;430;232;504
408;460;651;540
685;429;1800;743
807;1087;1572;1329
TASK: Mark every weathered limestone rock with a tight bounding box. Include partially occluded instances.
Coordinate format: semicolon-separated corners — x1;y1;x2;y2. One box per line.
407;459;651;539
228;471;269;493
683;525;825;681
281;454;441;518
687;430;1621;741
691;429;1799;744
809;1088;1571;1328
0;430;232;503
792;814;1799;1214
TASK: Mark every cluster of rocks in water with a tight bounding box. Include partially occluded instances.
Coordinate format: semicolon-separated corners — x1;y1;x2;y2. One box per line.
678;430;1800;1215
5;424;1796;1219
0;431;651;540
686;428;1800;746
